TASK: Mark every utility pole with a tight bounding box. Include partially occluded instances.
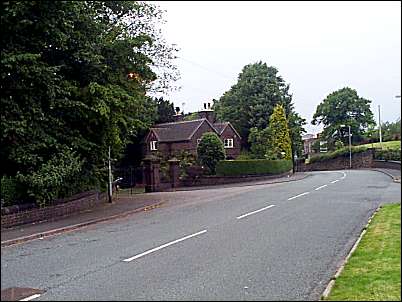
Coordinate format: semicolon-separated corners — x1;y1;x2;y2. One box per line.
378;105;382;149
348;125;352;169
108;145;113;203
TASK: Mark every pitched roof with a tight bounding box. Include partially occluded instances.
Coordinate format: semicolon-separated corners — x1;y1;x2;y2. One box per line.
212;122;228;134
150;119;215;142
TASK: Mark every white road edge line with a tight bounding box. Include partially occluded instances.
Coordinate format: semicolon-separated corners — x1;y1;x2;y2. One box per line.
20;294;42;301
123;230;207;262
315;184;328;191
288;192;310;200
331;180;340;184
236;205;276;220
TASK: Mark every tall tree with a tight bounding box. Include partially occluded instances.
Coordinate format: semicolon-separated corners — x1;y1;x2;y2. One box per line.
214;61;304;153
154;97;176;123
312;87;375;146
1;1;177;205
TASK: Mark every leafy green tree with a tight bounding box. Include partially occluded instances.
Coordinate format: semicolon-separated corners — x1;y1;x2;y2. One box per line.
197;132;225;174
266;104;292;160
248;127;270;159
1;1;177;205
312;87;375;146
154;97;175;123
214;61;305;155
183;112;199;121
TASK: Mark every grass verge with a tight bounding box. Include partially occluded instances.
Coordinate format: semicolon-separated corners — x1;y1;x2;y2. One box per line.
325;203;401;301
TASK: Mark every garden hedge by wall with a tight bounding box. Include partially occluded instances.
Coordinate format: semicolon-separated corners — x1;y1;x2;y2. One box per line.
374;149;401;161
216;159;293;176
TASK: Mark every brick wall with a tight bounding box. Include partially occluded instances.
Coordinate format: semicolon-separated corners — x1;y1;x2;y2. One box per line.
1;191;108;229
178;170;293;188
296;150;374;172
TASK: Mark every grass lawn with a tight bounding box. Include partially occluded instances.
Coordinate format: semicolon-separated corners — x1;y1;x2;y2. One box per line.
325;203;401;301
359;140;401;150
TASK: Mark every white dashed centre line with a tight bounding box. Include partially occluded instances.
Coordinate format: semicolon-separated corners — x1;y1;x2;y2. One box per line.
331;180;340;184
288;192;310;200
20;294;42;301
123;230;207;262
236;205;276;220
315;184;328;191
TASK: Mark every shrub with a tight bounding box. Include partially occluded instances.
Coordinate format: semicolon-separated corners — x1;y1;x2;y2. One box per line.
197;132;225;174
374;149;401;161
216;159;293;176
308;145;368;164
0;176;23;207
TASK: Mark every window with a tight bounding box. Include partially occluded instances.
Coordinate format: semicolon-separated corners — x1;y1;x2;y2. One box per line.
150;140;158;151
224;138;234;148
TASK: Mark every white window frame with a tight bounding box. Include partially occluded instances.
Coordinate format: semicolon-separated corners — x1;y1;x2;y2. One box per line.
224;138;234;148
150;140;158;151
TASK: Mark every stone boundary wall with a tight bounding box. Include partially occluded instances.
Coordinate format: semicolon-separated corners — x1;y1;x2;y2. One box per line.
296;150;374;172
1;191;108;229
372;160;401;170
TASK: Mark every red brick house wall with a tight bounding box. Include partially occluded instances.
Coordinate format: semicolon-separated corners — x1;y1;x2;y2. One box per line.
220;125;241;159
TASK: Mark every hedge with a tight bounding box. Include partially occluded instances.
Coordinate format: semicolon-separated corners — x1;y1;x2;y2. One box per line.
216;159;293;176
374;149;401;161
308;146;369;164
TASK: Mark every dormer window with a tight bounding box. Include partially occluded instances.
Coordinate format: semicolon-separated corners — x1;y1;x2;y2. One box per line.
150;140;158;151
224;138;234;148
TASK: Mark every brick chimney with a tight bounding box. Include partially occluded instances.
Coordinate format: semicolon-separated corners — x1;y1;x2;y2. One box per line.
173;106;183;122
198;102;215;123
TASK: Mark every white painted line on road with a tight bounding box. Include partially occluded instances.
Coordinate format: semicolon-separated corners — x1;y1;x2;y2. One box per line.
341;172;346;179
123;230;207;262
315;184;328;191
331;180;340;184
288;192;310;200
20;294;41;301
236;205;276;220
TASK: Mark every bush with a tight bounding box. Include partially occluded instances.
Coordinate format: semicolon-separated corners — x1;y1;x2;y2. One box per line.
197;132;225;174
308;146;368;164
374;149;401;161
216;159;293;176
1;176;23;207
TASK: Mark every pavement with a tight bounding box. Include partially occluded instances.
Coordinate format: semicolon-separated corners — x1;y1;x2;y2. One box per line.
1;170;400;301
1;172;308;247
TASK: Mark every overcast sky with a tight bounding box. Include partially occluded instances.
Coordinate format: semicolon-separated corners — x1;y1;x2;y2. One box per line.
153;1;401;134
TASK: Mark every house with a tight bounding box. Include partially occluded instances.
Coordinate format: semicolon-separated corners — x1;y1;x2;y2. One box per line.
143;103;241;160
302;133;318;156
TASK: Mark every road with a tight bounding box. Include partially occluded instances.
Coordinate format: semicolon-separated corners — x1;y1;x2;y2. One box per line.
1;170;400;301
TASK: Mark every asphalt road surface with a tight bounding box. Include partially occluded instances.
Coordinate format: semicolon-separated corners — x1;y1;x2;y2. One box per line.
1;170;400;301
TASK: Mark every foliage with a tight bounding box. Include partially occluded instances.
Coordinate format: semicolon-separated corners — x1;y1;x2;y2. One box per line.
16;148;85;207
248;127;270;159
358;140;401;151
334;140;345;150
216;159;292;176
308;146;368;164
325;203;401;301
1;176;23;207
374;149;401;161
183;112;200;121
312;87;375;146
380;118;401;141
266;104;292;160
174;150;197;179
154;97;176;124
236;150;252;160
214;61;305;152
197;132;225;174
1;1;177;206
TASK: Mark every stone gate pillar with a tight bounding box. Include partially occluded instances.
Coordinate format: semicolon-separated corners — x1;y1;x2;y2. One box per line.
168;158;180;189
143;156;160;192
